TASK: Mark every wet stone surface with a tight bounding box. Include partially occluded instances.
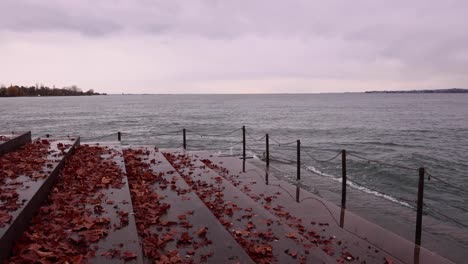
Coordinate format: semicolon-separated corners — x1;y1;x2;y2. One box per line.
123;147;253;264
195;151;453;264
5;143;143;264
0;138;79;261
162;150;335;264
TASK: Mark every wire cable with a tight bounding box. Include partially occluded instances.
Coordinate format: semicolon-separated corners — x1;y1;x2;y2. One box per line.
302;148;342;163
246;132;266;142
186;141;243;151
268;136;297;146
423;203;468;229
425;171;467;194
348;152;418;171
187;128;241;137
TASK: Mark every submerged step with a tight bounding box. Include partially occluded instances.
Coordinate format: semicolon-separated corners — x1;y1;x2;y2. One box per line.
0;137;80;262
162;149;335;264
198;152;454;264
123;147;254;264
6;143;143;264
0;132;32;156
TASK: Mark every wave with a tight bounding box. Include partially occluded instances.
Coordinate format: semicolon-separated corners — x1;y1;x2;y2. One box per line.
304;165;413;209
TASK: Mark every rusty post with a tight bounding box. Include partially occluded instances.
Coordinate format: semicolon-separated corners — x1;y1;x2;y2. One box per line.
341;150;347;209
415;167;425;246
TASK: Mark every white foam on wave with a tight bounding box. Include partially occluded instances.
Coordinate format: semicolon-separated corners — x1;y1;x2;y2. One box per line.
305;165;413;209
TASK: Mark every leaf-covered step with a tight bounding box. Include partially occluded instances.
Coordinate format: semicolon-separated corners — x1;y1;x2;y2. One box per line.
123;147;254;264
6;143;143;264
163;150;335;264
0;137;79;262
0;131;31;156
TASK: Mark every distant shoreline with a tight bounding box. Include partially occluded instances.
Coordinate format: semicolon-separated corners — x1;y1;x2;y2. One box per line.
0;85;106;97
365;88;468;94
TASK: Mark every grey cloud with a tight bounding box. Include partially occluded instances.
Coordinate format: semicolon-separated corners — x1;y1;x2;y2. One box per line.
0;1;121;36
1;0;467;92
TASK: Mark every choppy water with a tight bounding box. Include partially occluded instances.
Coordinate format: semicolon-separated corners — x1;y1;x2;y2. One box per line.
1;94;467;261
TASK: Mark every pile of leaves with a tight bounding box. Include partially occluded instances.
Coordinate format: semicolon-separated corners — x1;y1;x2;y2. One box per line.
124;148;213;263
7;145;135;263
0;140;51;227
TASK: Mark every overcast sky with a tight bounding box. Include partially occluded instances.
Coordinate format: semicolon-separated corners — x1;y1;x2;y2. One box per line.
1;0;467;94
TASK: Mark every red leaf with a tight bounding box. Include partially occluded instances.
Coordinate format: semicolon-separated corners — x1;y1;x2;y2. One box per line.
121;251;137;261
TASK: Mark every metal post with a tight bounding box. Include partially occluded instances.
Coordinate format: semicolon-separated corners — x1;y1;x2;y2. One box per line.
341;150;347;209
415;167;425;246
242;126;246;172
266;134;270;167
242;126;246;161
117;132;121;141
183;128;186;150
297;140;301;180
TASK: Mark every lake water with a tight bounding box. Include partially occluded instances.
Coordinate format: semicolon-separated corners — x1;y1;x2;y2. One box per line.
1;94;467;262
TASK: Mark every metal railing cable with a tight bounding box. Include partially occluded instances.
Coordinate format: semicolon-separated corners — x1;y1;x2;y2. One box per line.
186;141;243;151
116;130;182;139
423;202;468;229
348;152;418;171
152;129;184;136
246;132;266;142
302;148;342;163
268;136;297;146
426;170;467;194
186;128;242;137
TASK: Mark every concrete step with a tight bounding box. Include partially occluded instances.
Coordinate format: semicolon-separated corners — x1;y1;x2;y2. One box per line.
162;149;335;264
0;132;32;156
196;152;453;264
0;137;80;262
123;146;254;264
6;143;144;264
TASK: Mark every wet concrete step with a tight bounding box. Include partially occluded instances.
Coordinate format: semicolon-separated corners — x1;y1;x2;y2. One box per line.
0;132;32;156
123;147;254;264
162;149;335;264
0;137;80;262
5;143;144;264
89;144;144;264
197;152;453;264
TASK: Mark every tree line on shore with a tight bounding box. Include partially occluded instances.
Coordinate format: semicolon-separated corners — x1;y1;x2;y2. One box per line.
0;85;105;97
